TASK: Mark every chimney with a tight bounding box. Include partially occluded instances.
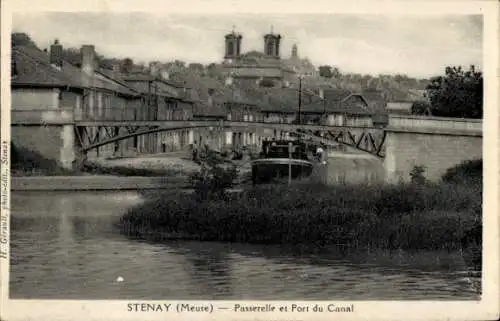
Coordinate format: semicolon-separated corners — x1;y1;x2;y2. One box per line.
49;39;63;70
80;44;96;76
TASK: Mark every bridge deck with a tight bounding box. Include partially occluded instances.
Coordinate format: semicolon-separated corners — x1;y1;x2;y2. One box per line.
74;120;383;132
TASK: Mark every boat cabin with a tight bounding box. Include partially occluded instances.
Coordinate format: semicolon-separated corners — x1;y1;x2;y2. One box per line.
260;140;311;160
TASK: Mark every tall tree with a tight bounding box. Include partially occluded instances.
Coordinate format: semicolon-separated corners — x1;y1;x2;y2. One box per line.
411;101;432;116
121;58;134;73
11;32;39;49
318;65;333;78
425;65;483;119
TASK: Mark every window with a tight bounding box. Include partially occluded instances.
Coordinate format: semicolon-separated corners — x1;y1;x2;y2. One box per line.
103;94;110;118
227;41;234;56
167;100;177;110
266;41;274;56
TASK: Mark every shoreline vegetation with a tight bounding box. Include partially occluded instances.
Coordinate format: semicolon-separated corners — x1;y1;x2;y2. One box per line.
119;158;482;269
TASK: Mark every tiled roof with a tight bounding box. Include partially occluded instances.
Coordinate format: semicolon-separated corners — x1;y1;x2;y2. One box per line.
11;46;139;97
170;73;231;117
12;46;80;88
361;90;387;112
322;89;352;102
174;73;259;107
193;103;226;117
258;87;353;112
300;100;373;115
228;67;283;78
120;73;184;88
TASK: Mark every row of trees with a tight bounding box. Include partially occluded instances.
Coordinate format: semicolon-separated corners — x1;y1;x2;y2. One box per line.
424;65;483;119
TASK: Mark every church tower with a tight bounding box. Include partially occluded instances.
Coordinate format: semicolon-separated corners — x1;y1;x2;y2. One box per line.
263;26;281;59
224;26;242;60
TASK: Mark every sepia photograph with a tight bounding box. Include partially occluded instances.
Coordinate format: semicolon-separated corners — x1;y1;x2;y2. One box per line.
1;0;499;320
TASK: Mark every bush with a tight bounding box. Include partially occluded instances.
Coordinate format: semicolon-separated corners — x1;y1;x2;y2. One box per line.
409;165;427;184
120;181;482;251
442;159;482;184
411;101;432;116
189;150;239;200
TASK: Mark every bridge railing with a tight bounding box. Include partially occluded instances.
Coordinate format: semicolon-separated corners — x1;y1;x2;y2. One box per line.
387;115;482;134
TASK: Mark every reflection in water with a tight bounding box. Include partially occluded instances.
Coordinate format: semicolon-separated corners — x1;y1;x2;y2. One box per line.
182;245;234;298
10;191;481;300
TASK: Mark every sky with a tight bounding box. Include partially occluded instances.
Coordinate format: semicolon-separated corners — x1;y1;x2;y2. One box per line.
12;12;483;78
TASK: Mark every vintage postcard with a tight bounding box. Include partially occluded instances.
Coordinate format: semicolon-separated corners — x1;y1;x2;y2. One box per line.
1;0;499;320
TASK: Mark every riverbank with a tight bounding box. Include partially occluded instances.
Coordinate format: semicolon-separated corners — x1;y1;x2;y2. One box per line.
10;142;201;177
119;180;482;267
10;175;192;191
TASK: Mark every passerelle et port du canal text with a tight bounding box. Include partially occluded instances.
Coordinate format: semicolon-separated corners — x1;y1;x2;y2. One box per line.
126;302;354;314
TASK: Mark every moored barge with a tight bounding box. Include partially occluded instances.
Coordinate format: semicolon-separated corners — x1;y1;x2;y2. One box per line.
251;139;318;185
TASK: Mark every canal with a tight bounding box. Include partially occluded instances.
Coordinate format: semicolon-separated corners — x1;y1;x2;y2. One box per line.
10;191;480;300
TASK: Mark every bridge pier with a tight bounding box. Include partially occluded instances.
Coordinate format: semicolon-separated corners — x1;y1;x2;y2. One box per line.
11;123;78;171
383;116;482;183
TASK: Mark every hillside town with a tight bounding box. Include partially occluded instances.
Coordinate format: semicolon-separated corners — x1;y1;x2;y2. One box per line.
11;29;433;161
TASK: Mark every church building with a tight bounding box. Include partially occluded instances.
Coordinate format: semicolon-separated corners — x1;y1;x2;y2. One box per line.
221;27;296;87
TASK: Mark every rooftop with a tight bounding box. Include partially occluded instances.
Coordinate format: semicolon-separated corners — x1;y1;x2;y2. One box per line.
12;45;140;97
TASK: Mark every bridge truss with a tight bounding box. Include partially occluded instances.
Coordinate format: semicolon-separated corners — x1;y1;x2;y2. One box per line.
74;120;387;158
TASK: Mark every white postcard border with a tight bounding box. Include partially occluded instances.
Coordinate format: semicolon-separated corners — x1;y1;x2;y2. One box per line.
1;1;498;320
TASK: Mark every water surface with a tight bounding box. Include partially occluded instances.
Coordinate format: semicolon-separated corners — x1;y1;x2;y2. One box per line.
10;191;480;300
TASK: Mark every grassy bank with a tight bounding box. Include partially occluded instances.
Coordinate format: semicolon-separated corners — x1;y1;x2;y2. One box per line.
119;179;481;253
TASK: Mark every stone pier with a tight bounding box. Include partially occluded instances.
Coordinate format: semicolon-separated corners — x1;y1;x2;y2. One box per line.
383;115;482;183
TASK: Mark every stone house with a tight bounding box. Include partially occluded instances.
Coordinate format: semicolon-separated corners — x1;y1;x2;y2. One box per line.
11;40;143;168
300;90;374;127
116;73;196;153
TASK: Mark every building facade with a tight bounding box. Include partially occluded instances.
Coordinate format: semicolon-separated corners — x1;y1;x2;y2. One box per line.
117;73;196;154
11;40;202;168
11;40;144;168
